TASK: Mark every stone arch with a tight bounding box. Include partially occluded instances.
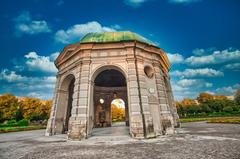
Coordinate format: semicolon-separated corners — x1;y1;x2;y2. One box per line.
54;74;75;134
90;64;127;82
88;65;129;134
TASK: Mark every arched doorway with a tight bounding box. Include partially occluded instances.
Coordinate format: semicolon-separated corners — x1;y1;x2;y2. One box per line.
91;68;129;136
111;98;127;126
54;74;75;134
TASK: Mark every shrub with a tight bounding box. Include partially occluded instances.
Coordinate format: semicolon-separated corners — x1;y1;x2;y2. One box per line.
223;106;233;113
232;106;239;112
7;119;17;125
0;119;18;127
200;104;212;113
17;119;29;126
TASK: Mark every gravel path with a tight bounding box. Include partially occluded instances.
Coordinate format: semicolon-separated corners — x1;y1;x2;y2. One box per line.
0;122;240;159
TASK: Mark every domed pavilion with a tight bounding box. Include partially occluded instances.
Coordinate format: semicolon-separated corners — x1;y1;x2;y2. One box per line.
45;31;179;140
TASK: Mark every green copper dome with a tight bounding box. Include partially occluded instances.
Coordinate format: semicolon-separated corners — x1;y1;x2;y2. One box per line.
80;31;156;46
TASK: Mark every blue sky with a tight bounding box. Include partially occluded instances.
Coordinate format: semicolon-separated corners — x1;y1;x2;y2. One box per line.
0;0;240;100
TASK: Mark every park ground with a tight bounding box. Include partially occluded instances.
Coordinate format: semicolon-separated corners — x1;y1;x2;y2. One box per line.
0;122;240;159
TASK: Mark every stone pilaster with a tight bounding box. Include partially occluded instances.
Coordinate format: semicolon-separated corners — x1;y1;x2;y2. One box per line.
135;58;155;138
45;75;60;136
68;59;91;140
165;77;180;128
153;62;174;135
127;58;145;138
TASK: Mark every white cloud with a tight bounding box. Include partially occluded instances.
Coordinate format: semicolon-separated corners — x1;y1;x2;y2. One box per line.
17;76;56;100
185;48;240;66
192;48;205;56
173;83;240;100
177;79;212;88
124;0;148;7
0;69;27;82
24;52;57;73
27;92;44;99
192;48;217;56
14;11;51;36
224;63;240;71
215;84;240;96
172;84;188;92
50;52;60;61
0;69;56;84
204;91;215;95
55;21;116;44
205;83;213;87
167;47;240;100
14;76;56;88
171;78;212;100
0;69;56;99
111;24;121;30
171;81;197;101
0;50;58;99
17;76;56;90
170;68;224;78
173;91;199;101
186;55;214;66
124;0;201;7
25;51;38;58
167;53;184;64
168;0;201;4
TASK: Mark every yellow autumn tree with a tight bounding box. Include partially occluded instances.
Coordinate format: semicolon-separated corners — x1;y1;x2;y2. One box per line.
22;98;52;120
0;93;19;121
0;93;52;123
111;104;125;122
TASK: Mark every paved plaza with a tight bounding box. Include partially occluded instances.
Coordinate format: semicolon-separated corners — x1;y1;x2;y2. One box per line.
0;122;240;159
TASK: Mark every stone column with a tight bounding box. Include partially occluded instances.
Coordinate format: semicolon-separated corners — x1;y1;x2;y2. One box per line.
165;76;180;128
45;74;61;136
127;58;145;138
126;50;155;138
153;62;174;135
68;59;91;140
135;58;155;138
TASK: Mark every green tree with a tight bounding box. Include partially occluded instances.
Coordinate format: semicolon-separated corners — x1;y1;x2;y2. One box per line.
186;105;201;115
176;102;186;117
223;106;233;113
200;104;212;113
205;100;224;112
235;89;240;105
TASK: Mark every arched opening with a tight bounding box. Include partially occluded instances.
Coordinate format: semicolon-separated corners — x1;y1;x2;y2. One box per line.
111;98;126;126
54;74;75;134
91;68;129;136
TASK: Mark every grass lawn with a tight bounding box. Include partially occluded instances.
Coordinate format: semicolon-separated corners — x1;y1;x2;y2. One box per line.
180;116;240;124
0;125;46;133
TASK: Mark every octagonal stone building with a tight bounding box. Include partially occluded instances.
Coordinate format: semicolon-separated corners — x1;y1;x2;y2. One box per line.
45;31;179;140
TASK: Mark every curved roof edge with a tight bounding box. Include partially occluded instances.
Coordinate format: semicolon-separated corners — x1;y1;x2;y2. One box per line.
80;31;157;46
